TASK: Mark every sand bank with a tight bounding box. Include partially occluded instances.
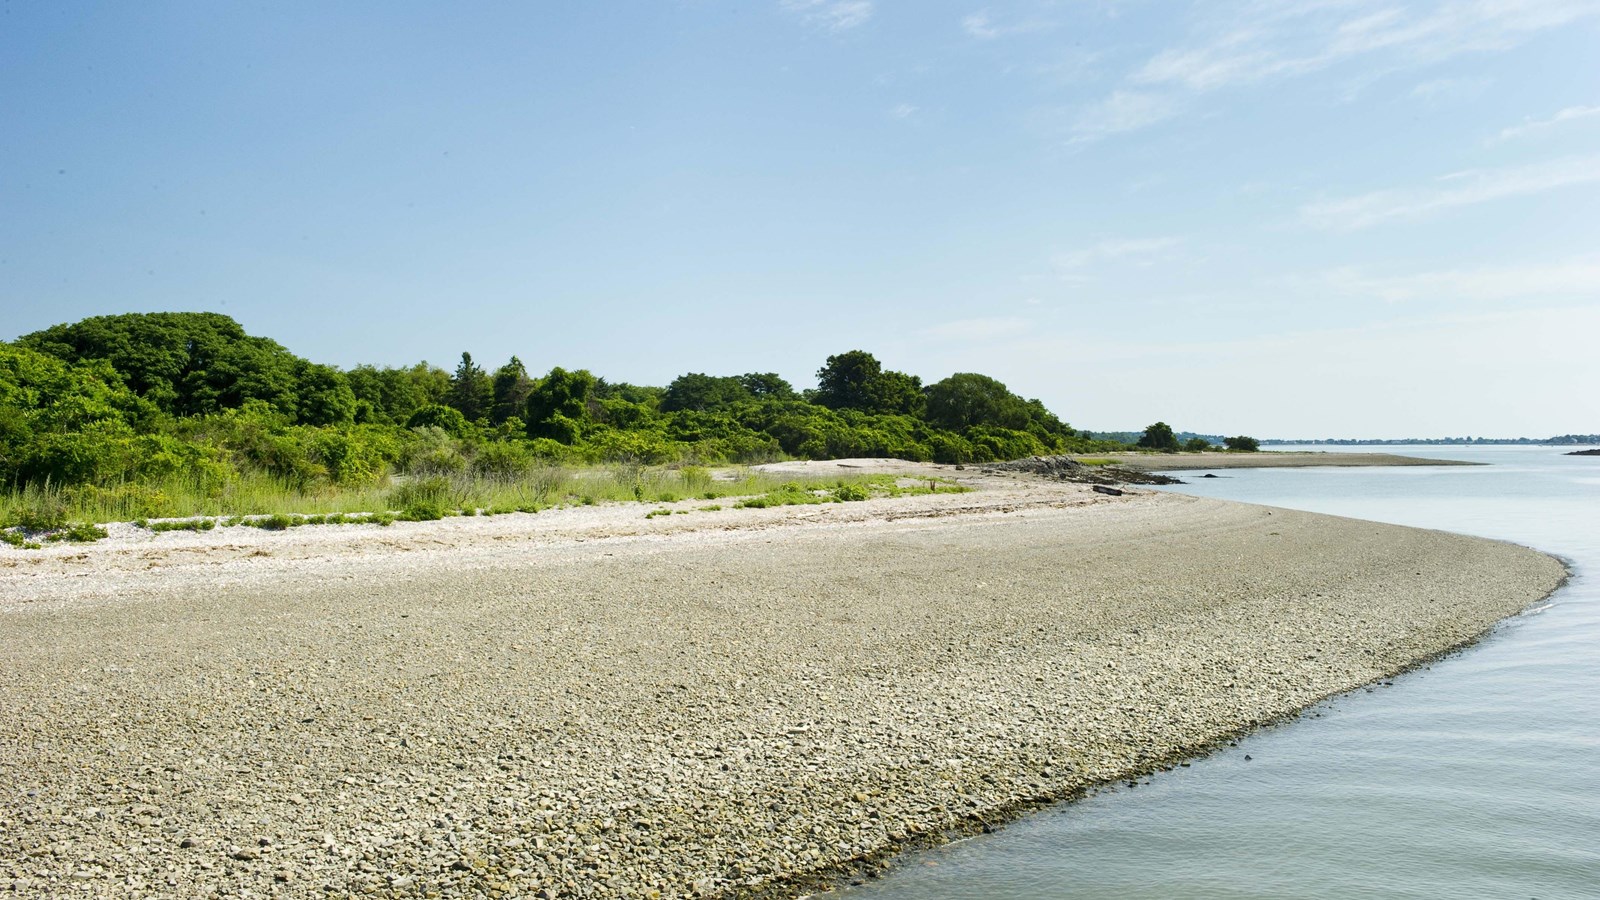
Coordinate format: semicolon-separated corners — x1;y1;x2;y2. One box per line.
0;474;1564;898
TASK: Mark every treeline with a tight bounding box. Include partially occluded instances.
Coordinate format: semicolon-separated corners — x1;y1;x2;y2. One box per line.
2;312;1129;500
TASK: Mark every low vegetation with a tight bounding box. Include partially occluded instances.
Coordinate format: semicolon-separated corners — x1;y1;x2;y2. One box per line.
0;312;1253;547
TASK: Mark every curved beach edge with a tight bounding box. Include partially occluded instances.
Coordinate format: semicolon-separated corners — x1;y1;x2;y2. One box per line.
778;553;1573;900
0;474;1569;900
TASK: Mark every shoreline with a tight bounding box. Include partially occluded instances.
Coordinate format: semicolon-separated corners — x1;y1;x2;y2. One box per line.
0;474;1566;898
1068;450;1479;471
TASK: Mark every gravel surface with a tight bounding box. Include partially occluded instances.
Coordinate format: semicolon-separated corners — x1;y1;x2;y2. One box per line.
0;473;1565;899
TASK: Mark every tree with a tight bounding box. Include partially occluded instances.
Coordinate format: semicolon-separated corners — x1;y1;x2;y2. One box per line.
924;373;1032;431
1137;421;1180;451
445;352;493;423
660;373;750;412
1224;435;1260;452
295;362;357;426
814;350;881;411
814;350;923;416
346;362;449;425
738;372;794;400
490;356;534;426
21;312;321;421
405;404;471;438
524;367;596;443
1183;437;1212;452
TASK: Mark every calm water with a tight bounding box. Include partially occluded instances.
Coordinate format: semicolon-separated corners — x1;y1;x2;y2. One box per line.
848;445;1600;900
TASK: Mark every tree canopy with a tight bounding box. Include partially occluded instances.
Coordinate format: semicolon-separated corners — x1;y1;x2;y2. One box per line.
1137;421;1180;451
20;312;354;425
814;350;924;416
4;313;1172;510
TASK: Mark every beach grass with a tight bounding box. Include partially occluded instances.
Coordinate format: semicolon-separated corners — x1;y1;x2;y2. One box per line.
0;465;914;534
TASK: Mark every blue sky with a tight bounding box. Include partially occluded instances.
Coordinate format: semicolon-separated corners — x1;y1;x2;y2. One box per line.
3;1;1597;438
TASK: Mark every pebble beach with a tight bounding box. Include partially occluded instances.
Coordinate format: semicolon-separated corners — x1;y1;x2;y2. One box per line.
0;468;1567;898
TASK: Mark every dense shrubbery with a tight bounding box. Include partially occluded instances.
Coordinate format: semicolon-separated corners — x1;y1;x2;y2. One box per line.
2;315;1151;523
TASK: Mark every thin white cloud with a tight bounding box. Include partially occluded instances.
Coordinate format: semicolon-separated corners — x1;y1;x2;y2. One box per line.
1496;105;1600;142
780;0;873;32
917;316;1031;342
1317;257;1600;302
1053;236;1185;270
1409;76;1491;101
1068;91;1177;142
1073;0;1600;142
962;9;1053;40
1301;155;1600;230
889;103;918;119
1135;0;1600;93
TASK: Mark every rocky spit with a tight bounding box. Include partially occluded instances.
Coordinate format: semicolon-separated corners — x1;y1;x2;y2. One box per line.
0;473;1567;899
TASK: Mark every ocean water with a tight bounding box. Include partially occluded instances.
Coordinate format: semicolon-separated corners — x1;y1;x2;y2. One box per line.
846;445;1600;900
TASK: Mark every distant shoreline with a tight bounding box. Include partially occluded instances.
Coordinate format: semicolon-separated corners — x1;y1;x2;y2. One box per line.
1071;450;1479;471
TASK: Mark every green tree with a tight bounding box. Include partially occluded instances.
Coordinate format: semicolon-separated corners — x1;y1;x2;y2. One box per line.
814;350;923;416
295;363;357;426
524;367;596;443
346;362;449;425
445;352;493;423
490;356;534;426
661;373;750;412
738;372;795;400
20;312;325;421
924;373;1032;431
1183;437;1212;452
1137;421;1180;451
405;404;471;438
1224;435;1260;452
0;342;157;485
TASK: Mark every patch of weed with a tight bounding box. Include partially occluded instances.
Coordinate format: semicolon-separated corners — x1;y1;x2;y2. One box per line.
147;518;217;533
45;522;109;543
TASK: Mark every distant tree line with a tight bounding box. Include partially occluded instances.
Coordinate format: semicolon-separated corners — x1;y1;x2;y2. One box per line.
4;312;1192;503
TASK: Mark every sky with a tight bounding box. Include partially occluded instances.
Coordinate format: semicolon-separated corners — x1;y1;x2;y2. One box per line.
3;1;1598;439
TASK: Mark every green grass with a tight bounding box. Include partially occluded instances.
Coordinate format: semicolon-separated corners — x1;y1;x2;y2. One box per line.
1;465;916;541
734;475;970;509
1074;457;1117;466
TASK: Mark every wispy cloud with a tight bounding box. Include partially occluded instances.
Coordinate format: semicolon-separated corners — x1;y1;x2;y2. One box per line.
888;103;918;119
1300;156;1600;230
1409;76;1491;101
1316;257;1600;302
780;0;873;32
917;316;1032;342
962;9;1053;40
1053;236;1185;270
1496;105;1600;142
1072;0;1600;142
1134;1;1600;93
1068;91;1178;143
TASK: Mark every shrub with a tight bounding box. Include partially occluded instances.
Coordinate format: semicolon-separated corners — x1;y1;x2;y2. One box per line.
472;441;533;478
6;489;69;532
46;522;108;543
405;404;471;438
831;482;869;502
1224;435;1261;452
386;476;453;521
146;518;217;533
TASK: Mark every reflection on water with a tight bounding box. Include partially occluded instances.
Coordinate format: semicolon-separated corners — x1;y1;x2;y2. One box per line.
847;446;1600;899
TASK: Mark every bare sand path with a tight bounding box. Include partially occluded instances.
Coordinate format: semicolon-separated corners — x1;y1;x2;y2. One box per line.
0;477;1564;899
